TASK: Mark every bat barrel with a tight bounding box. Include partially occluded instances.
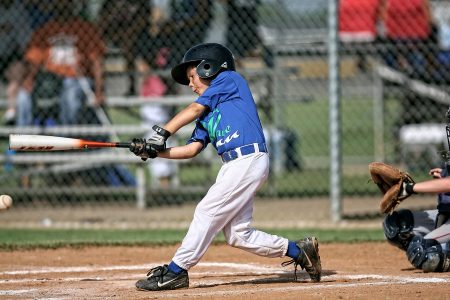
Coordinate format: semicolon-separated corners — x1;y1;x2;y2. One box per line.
9;134;79;151
9;134;131;151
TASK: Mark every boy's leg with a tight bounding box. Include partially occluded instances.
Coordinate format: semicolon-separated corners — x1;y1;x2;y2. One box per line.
136;154;270;291
59;78;86;125
171;153;270;270
383;209;437;251
425;219;450;244
222;202;288;257
223;205;321;282
174;153;320;280
407;236;450;272
16;88;33;126
136;153;321;290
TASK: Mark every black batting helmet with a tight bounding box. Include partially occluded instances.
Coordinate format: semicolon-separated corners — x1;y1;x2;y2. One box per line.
171;43;236;85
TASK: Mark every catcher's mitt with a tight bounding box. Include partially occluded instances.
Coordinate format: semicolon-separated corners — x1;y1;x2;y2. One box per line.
368;162;415;214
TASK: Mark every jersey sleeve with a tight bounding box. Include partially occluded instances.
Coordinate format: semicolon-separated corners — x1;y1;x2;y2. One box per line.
186;120;210;151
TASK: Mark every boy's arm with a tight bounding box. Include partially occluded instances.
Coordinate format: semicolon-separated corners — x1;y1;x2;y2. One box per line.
131;103;206;158
164;103;206;134
413;177;450;194
157;141;204;159
91;56;105;106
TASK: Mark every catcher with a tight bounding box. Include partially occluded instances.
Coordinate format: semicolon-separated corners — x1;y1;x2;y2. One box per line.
369;161;450;273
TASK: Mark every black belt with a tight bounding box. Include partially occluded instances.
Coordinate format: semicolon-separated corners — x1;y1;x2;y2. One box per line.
221;143;267;163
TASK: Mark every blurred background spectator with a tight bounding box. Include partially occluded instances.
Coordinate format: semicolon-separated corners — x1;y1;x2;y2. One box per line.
433;1;450;84
339;0;382;72
98;0;151;96
134;0;213;95
0;0;32;125
225;0;262;67
11;1;134;188
381;0;435;79
380;0;445;126
131;0;213;188
140;81;178;189
24;0;54;31
16;0;106;126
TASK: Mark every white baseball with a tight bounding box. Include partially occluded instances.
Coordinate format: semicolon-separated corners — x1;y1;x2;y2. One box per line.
0;195;13;210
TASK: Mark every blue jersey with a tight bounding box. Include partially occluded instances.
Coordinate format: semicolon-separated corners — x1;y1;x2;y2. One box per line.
187;70;266;155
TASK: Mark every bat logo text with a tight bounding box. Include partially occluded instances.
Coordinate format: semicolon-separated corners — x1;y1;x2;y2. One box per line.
19;146;55;150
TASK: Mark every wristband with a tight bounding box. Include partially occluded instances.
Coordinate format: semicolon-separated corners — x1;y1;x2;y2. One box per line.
405;182;416;195
152;125;171;138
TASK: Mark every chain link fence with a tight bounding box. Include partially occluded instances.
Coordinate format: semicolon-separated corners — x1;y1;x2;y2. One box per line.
0;0;448;218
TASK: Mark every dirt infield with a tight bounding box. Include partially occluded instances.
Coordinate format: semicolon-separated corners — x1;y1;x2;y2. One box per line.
1;243;449;299
0;196;444;299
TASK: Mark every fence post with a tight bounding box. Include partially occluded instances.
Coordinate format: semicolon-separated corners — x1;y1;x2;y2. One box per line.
136;166;146;209
373;68;385;162
328;0;342;222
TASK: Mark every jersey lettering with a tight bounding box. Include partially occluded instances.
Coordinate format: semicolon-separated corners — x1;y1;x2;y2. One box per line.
216;130;240;147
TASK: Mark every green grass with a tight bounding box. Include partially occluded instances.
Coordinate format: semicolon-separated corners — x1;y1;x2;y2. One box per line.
0;228;385;250
282;97;399;158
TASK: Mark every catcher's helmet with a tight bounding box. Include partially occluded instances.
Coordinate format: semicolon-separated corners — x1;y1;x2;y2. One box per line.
171;43;235;85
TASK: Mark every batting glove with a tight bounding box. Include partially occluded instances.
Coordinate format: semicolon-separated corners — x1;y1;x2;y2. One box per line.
130;138;157;161
147;125;171;152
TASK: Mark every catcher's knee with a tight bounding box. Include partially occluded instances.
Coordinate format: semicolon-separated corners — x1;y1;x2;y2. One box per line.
383;209;415;250
406;236;450;272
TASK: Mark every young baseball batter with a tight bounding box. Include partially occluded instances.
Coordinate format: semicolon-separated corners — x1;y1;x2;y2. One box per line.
129;43;322;291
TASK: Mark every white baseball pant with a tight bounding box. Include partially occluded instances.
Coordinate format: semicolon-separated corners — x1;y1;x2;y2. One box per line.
172;152;289;270
412;210;450;248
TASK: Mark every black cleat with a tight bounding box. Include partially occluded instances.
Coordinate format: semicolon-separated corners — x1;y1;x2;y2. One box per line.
135;264;189;291
282;236;322;282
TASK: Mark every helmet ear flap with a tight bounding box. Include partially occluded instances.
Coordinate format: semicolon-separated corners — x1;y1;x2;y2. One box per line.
171;43;236;85
196;60;222;79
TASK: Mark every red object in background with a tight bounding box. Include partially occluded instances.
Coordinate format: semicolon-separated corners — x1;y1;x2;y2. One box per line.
384;0;431;39
140;75;167;97
339;0;380;40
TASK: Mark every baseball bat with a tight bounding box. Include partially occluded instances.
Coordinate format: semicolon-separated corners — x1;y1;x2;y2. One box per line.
9;134;131;151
